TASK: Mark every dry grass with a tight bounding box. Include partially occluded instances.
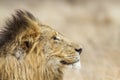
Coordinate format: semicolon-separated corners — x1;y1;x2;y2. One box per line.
0;0;120;80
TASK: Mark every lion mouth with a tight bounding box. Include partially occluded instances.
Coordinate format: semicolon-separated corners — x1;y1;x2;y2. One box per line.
60;60;79;65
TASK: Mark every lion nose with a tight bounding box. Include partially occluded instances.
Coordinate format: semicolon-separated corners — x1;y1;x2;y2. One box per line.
75;48;82;55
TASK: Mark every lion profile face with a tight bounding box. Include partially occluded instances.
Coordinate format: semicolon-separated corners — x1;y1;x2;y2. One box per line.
38;25;82;69
0;10;82;80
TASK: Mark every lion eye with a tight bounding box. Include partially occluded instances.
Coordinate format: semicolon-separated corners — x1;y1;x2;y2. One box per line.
53;36;60;41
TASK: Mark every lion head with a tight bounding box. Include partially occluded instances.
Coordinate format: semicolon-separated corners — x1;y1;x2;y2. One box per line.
0;10;82;80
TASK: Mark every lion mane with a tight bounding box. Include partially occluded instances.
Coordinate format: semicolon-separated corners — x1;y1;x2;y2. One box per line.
0;10;82;80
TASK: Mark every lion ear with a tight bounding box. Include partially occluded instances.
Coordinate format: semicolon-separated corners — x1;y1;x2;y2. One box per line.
15;10;41;51
0;10;41;51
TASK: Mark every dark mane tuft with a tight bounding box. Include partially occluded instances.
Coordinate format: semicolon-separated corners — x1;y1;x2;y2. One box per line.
0;10;36;48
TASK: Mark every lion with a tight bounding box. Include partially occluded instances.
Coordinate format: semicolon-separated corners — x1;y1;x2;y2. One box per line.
0;10;82;80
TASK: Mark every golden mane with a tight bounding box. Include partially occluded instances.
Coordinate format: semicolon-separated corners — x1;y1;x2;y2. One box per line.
0;10;82;80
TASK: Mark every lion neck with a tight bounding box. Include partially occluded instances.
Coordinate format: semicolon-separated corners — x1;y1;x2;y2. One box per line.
0;53;63;80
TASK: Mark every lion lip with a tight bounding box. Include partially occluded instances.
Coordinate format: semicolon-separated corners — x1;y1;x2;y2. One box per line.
60;60;79;65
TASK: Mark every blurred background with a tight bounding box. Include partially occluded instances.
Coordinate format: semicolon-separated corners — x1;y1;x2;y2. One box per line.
0;0;120;80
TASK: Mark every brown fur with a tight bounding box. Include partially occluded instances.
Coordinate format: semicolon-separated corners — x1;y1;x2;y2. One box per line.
0;10;82;80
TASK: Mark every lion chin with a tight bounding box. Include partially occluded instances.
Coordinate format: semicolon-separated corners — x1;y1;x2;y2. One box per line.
64;61;81;70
